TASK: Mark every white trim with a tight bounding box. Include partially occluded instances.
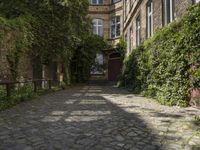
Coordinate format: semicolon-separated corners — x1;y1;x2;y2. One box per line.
164;0;174;25
136;15;141;47
110;16;121;38
147;0;153;37
92;19;104;37
91;0;104;5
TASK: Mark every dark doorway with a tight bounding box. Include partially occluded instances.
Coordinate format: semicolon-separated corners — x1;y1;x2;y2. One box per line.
108;53;122;81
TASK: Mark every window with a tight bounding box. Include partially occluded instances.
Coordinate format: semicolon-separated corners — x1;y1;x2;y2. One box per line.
91;52;104;75
111;0;120;4
91;0;103;5
129;27;133;53
125;0;129;17
147;0;153;38
136;15;141;47
110;16;121;38
131;27;133;51
162;0;174;25
124;0;131;19
92;19;104;37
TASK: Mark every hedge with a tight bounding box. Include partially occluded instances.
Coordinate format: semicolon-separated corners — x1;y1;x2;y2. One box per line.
120;4;200;107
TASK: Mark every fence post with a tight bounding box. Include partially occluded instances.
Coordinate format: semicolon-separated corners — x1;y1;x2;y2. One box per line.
48;80;52;90
6;83;11;97
33;81;37;92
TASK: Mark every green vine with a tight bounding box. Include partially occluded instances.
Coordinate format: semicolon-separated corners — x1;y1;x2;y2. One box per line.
120;4;200;107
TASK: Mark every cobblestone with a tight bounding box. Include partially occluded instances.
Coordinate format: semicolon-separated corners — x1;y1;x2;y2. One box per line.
0;84;200;149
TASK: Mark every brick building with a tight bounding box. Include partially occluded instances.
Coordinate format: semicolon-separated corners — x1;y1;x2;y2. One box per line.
1;1;199;81
88;0;124;81
89;0;199;81
123;0;200;54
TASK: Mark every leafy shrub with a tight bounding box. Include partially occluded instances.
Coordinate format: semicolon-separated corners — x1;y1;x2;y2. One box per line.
0;86;5;99
120;4;200;106
0;85;37;111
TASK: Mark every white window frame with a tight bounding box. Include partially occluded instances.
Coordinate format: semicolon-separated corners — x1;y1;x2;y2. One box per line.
163;0;174;25
136;15;141;47
92;19;104;37
110;16;121;39
147;0;153;38
91;0;104;5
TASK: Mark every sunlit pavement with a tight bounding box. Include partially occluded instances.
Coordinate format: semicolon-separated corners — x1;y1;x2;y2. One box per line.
0;84;200;150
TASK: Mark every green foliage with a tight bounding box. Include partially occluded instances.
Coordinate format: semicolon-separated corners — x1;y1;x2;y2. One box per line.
71;34;109;83
0;0;104;84
116;37;127;59
0;83;62;111
0;16;33;80
0;85;37;111
120;4;200;106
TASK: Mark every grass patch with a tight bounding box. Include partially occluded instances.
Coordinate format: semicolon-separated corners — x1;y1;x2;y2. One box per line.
0;84;61;111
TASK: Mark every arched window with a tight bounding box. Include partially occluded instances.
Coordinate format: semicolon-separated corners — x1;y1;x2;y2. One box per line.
92;19;104;37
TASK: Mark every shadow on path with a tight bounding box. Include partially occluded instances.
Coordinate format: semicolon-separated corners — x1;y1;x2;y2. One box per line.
0;84;198;150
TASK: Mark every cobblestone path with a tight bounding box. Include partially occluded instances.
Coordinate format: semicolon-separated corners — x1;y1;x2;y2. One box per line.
0;84;200;150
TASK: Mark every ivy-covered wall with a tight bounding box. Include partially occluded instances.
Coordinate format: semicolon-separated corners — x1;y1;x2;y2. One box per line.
120;4;200;106
0;16;33;80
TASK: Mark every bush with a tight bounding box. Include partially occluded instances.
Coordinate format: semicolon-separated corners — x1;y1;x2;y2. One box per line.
0;85;37;111
120;4;200;106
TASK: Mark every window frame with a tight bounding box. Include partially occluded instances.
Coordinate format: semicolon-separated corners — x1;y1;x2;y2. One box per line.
136;14;141;47
110;16;121;39
91;0;104;5
92;19;104;37
146;0;154;38
162;0;174;25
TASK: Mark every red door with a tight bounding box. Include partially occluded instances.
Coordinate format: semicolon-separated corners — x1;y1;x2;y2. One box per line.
108;58;122;81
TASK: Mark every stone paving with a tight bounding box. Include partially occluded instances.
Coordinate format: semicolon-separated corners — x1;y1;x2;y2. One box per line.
0;84;200;150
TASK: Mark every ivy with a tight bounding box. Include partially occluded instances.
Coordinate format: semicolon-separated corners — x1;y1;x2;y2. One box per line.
120;4;200;107
0;0;107;83
0;16;32;80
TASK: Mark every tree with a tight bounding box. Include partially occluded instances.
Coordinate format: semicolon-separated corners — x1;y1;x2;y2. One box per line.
0;0;108;83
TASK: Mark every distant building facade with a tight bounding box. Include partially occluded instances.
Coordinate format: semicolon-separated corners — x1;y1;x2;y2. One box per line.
88;0;199;81
88;0;123;81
